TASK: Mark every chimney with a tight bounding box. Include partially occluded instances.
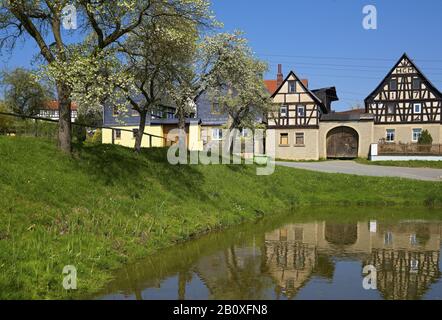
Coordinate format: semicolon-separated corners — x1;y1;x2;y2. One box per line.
276;64;284;87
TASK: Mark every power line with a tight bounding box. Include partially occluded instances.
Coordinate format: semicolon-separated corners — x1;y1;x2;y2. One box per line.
266;63;442;76
258;53;442;63
265;61;442;72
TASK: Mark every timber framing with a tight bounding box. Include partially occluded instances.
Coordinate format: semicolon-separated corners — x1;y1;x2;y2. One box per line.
267;71;327;129
364;53;442;125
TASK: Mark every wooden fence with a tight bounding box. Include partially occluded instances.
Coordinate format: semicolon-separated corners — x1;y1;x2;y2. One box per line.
378;143;442;156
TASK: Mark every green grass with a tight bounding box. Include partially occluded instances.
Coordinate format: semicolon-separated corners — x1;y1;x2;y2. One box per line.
356;158;442;169
1;136;442;299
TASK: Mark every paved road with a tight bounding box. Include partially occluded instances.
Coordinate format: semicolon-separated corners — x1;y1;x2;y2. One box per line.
277;160;442;181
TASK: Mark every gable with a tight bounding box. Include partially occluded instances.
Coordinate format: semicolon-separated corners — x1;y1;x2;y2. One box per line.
271;71;326;112
365;53;442;102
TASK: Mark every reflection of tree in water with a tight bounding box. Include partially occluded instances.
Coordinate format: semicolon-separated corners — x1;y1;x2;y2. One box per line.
365;250;441;300
325;223;358;246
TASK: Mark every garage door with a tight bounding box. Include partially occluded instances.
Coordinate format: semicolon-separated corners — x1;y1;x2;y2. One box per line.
326;127;359;159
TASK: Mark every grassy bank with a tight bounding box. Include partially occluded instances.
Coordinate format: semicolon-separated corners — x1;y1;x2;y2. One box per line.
1;137;442;299
356;158;442;169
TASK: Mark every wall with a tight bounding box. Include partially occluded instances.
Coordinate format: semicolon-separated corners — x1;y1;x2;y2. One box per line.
102;125;165;148
268;128;319;160
318;121;374;158
373;124;442;144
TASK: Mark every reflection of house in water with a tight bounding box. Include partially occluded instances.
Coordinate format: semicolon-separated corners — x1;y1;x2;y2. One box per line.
192;245;274;300
264;221;442;300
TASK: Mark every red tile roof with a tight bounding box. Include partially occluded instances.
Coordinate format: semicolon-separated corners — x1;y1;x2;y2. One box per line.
43;100;78;111
264;80;278;95
264;79;309;95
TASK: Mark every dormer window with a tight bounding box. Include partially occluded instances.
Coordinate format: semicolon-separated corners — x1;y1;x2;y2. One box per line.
280;105;288;117
288;81;296;93
412;78;421;90
390;79;398;90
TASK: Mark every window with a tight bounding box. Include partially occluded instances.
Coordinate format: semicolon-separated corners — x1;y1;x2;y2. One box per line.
212;128;223;140
387;103;396;115
294;227;304;241
295;132;305;146
410;234;418;246
280;105;288;117
241;128;249;138
280;133;289;145
132;108;139;117
132;129;139;139
386;129;395;142
412;128;422;142
114;129;121;140
412;78;421;90
413;103;422;114
410;259;419;274
390;79;398;90
211;102;221;114
384;232;393;245
288;80;296;93
297;105;305;117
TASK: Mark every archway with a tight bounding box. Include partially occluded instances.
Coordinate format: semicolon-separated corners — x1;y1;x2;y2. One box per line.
325;223;358;246
326;126;359;159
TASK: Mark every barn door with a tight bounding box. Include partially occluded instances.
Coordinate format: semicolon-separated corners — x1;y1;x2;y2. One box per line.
326;127;359;159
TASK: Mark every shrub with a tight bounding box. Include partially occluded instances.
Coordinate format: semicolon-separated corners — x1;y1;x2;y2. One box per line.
418;130;433;145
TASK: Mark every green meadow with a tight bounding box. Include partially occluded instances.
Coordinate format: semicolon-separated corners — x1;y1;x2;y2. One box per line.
1;136;441;299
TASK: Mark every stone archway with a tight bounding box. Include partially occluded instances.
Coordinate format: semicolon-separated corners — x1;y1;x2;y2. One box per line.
326;126;359;159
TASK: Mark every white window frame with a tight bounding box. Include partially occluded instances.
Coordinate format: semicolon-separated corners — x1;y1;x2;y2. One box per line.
280;105;288;117
212;128;223;141
297;105;305;117
386;129;395;142
413;103;422;114
412;128;422;142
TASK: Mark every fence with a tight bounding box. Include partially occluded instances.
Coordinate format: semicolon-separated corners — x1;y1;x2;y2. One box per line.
0;112;167;146
378;142;442;156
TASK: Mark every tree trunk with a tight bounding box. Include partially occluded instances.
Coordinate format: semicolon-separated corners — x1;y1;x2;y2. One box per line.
178;106;186;131
134;110;148;153
57;83;72;154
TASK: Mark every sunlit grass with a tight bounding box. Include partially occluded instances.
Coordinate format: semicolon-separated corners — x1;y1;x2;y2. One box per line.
356;158;442;169
0;136;441;299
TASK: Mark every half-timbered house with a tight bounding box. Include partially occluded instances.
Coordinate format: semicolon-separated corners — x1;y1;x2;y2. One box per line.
365;53;442;145
266;65;339;160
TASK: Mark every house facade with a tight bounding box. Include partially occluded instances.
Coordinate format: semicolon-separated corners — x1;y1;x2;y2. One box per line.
37;100;78;122
101;53;442;160
266;54;442;160
101;103;202;150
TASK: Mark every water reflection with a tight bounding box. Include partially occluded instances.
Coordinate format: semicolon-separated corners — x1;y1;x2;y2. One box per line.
97;215;442;300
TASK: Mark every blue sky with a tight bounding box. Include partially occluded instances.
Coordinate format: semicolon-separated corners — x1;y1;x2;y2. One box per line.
2;0;442;111
212;0;442;110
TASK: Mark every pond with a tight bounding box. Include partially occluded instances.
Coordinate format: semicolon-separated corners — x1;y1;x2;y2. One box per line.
95;207;442;300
